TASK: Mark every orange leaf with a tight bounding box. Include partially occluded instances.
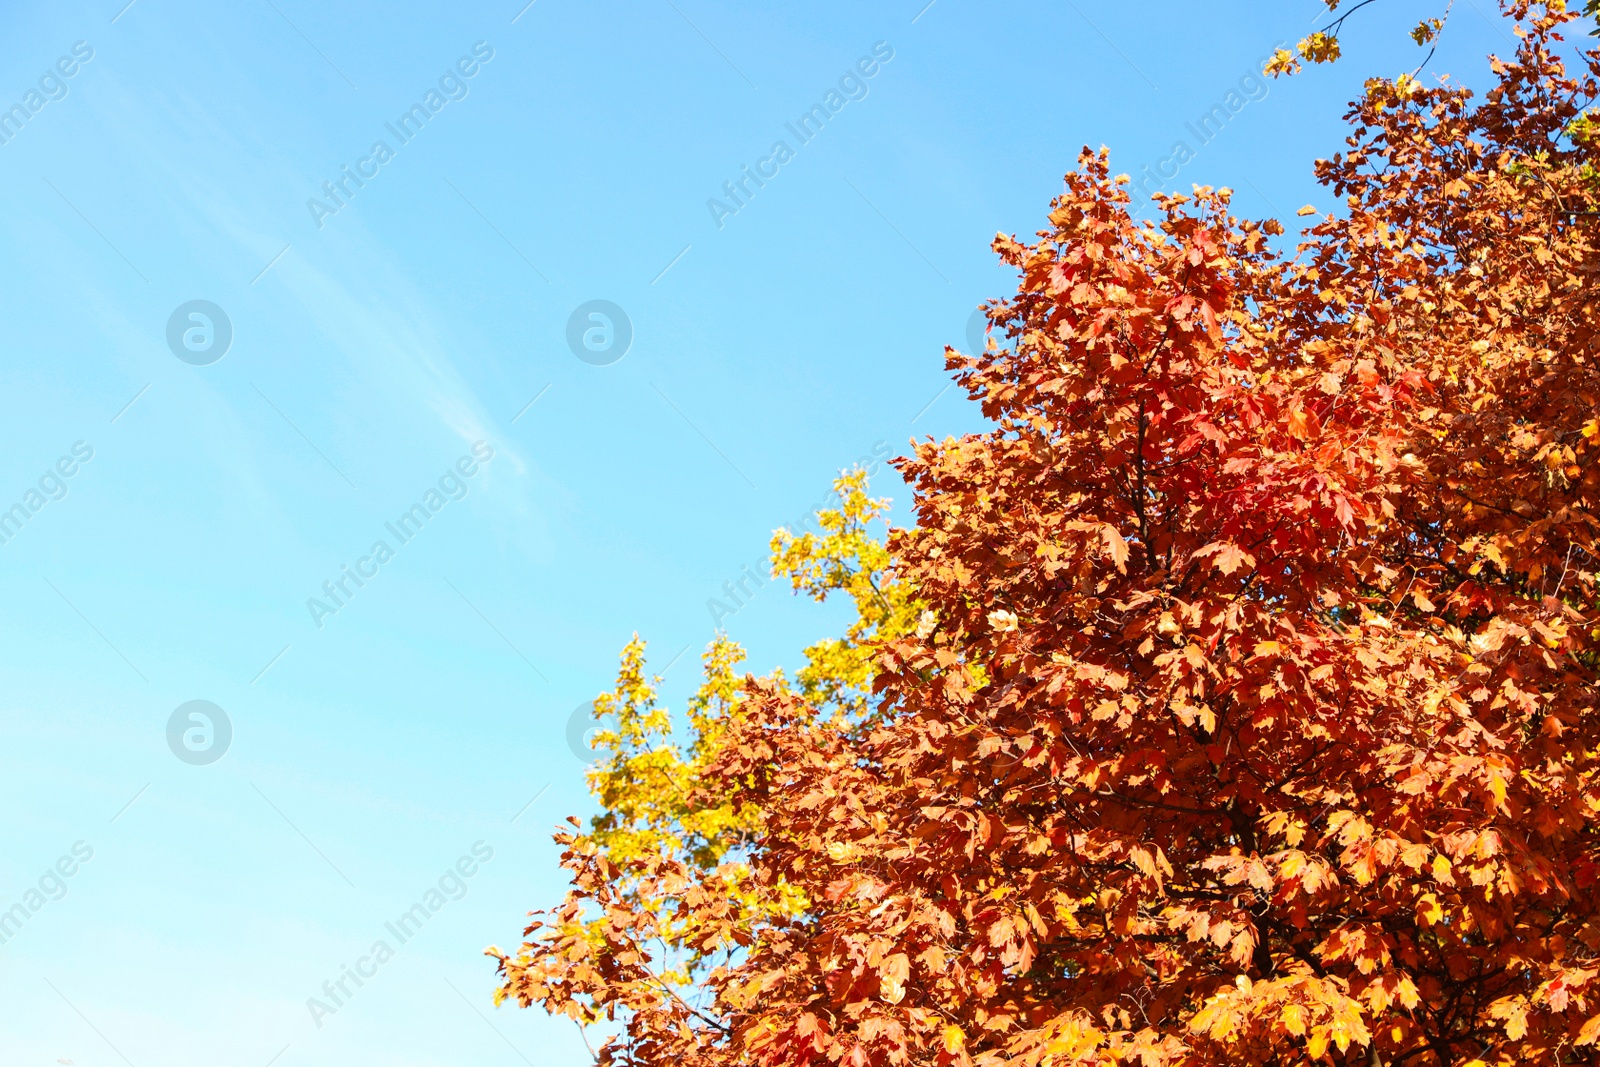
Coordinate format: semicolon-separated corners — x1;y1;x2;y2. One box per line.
1102;524;1130;573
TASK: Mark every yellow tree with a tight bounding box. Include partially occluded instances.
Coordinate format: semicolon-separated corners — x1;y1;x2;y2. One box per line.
495;469;920;1047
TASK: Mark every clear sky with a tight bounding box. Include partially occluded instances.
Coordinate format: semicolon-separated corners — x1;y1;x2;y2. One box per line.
0;1;1525;1064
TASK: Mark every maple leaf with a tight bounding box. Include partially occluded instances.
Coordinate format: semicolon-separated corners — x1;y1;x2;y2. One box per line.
1197;541;1256;576
1102;524;1130;573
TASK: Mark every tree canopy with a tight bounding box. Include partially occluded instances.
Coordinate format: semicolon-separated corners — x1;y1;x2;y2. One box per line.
490;4;1600;1063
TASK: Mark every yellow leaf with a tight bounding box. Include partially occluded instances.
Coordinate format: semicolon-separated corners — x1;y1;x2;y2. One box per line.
1280;851;1306;880
1488;770;1508;810
1505;1001;1529;1040
1307;1029;1329;1058
943;1024;966;1053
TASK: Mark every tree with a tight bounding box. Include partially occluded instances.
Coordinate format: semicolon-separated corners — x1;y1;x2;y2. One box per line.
1269;0;1600;78
488;471;918;1058
491;4;1600;1063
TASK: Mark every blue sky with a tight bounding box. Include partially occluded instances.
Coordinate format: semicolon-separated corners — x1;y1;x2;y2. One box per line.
0;1;1524;1064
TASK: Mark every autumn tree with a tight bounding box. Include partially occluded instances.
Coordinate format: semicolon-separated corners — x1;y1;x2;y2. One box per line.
494;470;918;1055
492;3;1600;1064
